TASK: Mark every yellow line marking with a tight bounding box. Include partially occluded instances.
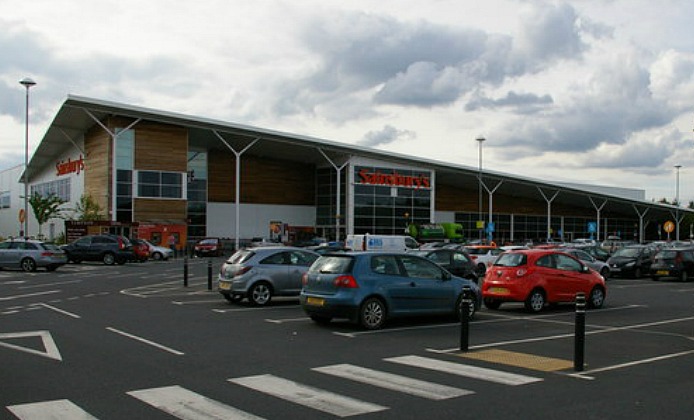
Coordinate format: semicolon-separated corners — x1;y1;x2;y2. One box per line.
457;349;574;372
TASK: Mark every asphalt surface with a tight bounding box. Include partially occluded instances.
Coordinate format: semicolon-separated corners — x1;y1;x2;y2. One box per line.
1;257;693;419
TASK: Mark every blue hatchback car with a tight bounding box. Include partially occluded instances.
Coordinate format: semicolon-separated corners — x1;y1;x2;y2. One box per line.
300;252;481;329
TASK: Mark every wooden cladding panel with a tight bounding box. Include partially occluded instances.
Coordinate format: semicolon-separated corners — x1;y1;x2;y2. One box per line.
134;198;187;222
134;122;187;172
209;152;315;205
84;125;111;214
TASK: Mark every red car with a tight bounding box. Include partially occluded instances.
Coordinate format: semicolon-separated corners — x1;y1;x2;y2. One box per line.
482;249;606;312
130;239;150;262
194;238;223;257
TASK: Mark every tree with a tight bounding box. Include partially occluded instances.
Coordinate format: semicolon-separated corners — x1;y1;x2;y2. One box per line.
73;194;105;221
28;193;67;238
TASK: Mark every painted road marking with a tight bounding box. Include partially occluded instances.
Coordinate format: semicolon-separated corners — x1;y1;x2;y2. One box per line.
7;399;97;419
229;374;388;417
0;290;60;301
568;349;694;380
106;327;184;356
457;349;574;372
385;355;543;386
313;364;473;400
0;331;62;361
35;303;81;319
128;385;263;420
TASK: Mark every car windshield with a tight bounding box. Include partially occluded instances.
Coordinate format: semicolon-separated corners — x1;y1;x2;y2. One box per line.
655;250;677;259
466;248;491;255
308;255;353;274
227;250;254;264
613;247;642;258
199;239;218;245
494;253;527;267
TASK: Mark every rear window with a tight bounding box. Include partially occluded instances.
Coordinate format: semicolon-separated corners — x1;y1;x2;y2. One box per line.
494;253;527;267
308;255;354;274
42;243;60;251
656;250;677;259
227;250;254;264
465;248;487;255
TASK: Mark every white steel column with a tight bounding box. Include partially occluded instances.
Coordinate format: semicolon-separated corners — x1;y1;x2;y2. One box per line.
214;132;259;251
481;179;503;241
632;205;649;244
318;149;349;242
537;187;560;241
588;197;607;242
84;110;140;222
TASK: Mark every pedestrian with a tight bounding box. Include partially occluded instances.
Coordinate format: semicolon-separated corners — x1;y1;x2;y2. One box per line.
168;235;177;259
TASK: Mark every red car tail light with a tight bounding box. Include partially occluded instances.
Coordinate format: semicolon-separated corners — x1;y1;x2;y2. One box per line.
333;275;359;288
234;266;252;277
302;273;308;286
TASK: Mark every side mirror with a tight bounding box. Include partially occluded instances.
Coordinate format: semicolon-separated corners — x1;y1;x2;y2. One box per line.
582;265;590;273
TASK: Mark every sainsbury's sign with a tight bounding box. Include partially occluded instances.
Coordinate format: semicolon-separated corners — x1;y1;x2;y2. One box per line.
56;155;85;176
357;168;431;189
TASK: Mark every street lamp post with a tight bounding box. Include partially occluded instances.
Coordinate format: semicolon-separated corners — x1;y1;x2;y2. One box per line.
19;77;36;240
675;164;682;241
476;136;485;240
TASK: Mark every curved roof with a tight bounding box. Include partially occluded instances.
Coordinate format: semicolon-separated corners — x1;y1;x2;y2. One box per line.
27;95;691;224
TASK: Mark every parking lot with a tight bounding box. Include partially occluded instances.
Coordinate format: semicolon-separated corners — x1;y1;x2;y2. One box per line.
1;258;693;419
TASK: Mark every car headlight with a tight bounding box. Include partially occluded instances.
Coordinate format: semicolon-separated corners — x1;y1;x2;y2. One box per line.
625;262;635;267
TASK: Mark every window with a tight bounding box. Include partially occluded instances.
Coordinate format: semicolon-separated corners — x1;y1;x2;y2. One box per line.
0;191;10;208
400;255;444;279
371;255;400;275
31;179;71;201
137;171;184;199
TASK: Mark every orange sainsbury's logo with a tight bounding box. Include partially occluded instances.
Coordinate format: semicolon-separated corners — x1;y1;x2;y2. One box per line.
357;168;431;189
56;155;85;176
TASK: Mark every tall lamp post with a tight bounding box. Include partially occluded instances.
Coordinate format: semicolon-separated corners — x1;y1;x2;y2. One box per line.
675;164;682;241
476;136;485;240
19;77;36;240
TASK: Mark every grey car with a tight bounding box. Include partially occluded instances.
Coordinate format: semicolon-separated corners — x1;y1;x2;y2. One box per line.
0;239;67;272
561;247;611;278
218;246;320;305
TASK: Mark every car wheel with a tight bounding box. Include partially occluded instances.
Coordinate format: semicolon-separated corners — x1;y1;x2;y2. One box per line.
310;315;333;325
600;267;610;278
20;258;37;272
524;289;546;313
248;282;272;306
223;293;243;303
103;252;116;265
456;295;477;320
152;252;162;261
484;299;502;310
588;287;605;309
360;297;386;330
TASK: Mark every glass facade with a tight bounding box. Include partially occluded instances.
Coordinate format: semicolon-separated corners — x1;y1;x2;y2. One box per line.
315;167;346;239
115;128;134;222
352;165;432;235
187;150;208;239
30;178;71;202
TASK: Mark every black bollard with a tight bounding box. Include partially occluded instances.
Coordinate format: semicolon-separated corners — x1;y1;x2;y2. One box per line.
459;286;471;352
183;255;189;287
207;259;213;290
574;292;586;371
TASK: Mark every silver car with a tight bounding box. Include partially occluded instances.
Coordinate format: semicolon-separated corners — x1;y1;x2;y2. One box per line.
561;247;611;278
142;239;173;260
0;239;68;272
218;246;320;305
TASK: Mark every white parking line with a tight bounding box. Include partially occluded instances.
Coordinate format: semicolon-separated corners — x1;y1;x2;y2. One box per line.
7;399;98;419
106;327;184;356
0;290;60;301
568;349;694;380
265;317;310;324
19;280;82;289
35;303;81;319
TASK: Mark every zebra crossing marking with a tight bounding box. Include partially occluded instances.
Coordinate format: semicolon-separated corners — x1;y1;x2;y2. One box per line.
313;363;474;400
229;374;388;417
385;355;543;386
127;385;263;419
7;399;97;419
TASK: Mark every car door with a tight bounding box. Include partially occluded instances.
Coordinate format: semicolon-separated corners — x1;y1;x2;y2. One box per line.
0;241;11;266
257;251;291;293
69;236;92;260
4;242;25;268
398;254;456;314
553;254;589;300
368;254;416;313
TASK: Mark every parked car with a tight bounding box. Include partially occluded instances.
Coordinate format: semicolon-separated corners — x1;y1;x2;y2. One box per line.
606;245;655;278
482;249;606;313
61;234;134;265
218;246;320;305
250;237;279;247
142;239;173;261
300;252;482;330
407;248;479;283
0;239;67;272
464;245;504;276
574;244;611;262
560;247;611;278
194;237;224;257
649;247;694;282
130;238;150;262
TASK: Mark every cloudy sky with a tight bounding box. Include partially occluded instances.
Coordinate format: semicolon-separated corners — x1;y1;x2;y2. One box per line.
2;0;694;203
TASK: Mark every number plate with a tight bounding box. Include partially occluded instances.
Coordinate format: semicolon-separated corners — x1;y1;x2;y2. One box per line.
656;270;669;276
219;282;231;291
488;287;509;294
306;297;325;306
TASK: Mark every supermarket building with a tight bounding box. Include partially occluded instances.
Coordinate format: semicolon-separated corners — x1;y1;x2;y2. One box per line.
0;95;689;248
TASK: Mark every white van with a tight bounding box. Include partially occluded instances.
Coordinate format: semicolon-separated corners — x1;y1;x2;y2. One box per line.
345;234;419;252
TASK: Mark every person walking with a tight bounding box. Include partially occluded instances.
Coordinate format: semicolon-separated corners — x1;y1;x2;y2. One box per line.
168;235;177;259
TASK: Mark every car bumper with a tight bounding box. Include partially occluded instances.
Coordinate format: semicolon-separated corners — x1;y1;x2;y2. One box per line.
299;294;360;321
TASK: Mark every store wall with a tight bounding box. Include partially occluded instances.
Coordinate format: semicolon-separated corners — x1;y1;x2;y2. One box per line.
0;165;24;238
207;202;316;239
